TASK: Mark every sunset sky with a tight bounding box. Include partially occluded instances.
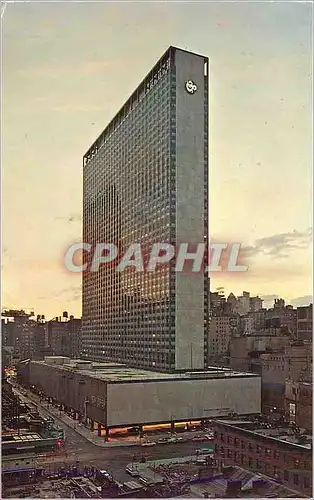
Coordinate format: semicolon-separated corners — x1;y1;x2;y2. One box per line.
2;1;313;318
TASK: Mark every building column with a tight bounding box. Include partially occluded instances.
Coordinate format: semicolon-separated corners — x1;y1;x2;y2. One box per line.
104;427;110;442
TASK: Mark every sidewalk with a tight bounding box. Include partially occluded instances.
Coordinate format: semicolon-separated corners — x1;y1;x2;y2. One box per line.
15;387;138;448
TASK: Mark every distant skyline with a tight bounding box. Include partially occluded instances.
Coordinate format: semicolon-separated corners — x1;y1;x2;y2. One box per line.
2;1;313;317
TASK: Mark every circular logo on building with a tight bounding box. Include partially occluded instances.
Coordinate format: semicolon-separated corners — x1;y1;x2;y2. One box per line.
185;80;198;94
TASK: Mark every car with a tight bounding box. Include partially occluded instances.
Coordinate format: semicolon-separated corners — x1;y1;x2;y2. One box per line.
99;469;111;478
141;441;156;447
166;437;177;443
196;459;207;465
157;438;169;444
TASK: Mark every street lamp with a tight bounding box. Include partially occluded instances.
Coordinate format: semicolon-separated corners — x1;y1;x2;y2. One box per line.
170;415;175;434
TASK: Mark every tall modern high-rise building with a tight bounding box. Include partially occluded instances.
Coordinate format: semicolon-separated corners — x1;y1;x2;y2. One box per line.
82;46;209;372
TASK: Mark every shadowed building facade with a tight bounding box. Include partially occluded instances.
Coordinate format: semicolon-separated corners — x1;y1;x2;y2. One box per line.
82;46;209;372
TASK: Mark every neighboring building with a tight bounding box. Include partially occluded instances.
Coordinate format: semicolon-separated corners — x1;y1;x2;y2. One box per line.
210;292;226;315
237;292;251;316
23;357;261;434
226;293;238;315
266;303;297;335
240;315;255;336
47;315;81;358
274;298;286;309
208;316;232;357
285;380;312;431
2;346;13;368
184;465;302;498
249;309;266;332
229;332;293;373
1;311;46;362
230;337;311;415
250;296;263;312
82;46;209;372
213;417;312;497
297;304;313;340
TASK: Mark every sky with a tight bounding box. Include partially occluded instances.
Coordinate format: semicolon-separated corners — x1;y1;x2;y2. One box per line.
2;0;313;318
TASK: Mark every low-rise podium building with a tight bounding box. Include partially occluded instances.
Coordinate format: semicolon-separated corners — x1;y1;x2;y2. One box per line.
19;357;261;432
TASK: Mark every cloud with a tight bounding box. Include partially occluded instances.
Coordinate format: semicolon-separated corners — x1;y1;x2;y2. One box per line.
55;214;82;223
289;295;313;307
38;284;82;301
260;294;279;302
242;228;312;260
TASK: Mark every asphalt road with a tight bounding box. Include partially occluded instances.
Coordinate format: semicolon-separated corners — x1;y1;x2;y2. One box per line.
37;441;204;483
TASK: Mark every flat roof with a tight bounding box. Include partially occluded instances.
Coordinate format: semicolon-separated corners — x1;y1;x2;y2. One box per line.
214;418;312;451
32;359;259;384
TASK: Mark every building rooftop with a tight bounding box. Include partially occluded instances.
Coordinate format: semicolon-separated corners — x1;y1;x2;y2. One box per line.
214;417;312;451
84;45;208;163
181;466;302;498
33;358;259;384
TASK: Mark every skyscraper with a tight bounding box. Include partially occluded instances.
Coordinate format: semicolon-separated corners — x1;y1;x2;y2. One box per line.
82;46;209;372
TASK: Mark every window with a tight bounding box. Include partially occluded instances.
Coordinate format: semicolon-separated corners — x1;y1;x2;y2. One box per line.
220;433;225;442
304;477;310;489
293;474;299;485
284;470;289;481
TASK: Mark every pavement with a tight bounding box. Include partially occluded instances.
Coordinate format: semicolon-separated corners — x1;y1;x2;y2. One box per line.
13;387;138;448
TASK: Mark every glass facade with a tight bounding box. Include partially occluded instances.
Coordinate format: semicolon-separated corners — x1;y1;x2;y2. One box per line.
82;47;209;372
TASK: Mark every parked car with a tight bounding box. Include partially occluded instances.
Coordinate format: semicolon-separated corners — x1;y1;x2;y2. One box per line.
204;434;214;440
141;441;156;447
157;437;169;444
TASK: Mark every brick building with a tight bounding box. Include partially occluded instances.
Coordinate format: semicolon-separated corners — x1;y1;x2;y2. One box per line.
213;417;312;497
297;304;313;340
285;381;312;431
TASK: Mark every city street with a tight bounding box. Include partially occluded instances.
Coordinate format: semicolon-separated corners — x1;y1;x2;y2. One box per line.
37;441;207;484
12;385;213;484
